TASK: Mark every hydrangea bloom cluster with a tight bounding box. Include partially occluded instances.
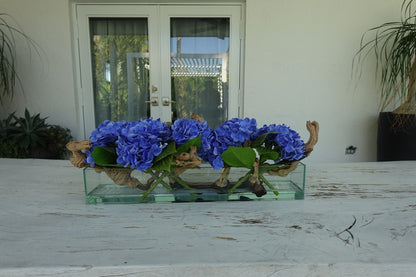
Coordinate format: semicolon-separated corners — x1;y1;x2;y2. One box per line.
253;124;305;162
86;117;306;171
200;118;257;169
171;119;211;146
85;120;127;166
116;118;171;171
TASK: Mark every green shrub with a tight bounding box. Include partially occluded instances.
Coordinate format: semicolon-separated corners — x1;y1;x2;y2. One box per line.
0;109;72;159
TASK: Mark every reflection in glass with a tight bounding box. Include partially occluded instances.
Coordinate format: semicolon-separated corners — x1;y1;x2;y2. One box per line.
170;18;230;128
90;18;150;126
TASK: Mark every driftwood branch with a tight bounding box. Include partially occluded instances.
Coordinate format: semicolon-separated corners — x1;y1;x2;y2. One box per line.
304;120;319;157
214;167;231;188
268;120;319;177
94;167;150;190
66;140;147;189
66;140;91;168
243;159;266;197
172;145;203;168
191;113;205;123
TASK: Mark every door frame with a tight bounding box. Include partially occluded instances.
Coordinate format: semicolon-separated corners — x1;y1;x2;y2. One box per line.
72;3;245;138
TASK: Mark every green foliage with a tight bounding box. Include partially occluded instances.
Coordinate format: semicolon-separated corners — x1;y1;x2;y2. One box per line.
151;142;177;172
46;125;73;159
151;155;173;172
13;109;49;151
175;136;201;155
251;131;277;148
256;147;280;164
353;0;416;113
0;112;26;157
0;109;72;159
91;146;119;167
89;138;204;172
221;146;256;169
0;13;39;105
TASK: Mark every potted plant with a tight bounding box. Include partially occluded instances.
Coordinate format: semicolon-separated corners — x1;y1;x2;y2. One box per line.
354;0;416;161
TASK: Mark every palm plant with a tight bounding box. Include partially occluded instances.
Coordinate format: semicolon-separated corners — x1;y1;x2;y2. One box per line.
0;13;37;105
354;0;416;116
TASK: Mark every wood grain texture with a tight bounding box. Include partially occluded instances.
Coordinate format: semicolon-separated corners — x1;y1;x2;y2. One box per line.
0;159;415;276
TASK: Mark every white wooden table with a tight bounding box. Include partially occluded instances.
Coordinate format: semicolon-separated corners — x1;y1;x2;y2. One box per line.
0;159;415;276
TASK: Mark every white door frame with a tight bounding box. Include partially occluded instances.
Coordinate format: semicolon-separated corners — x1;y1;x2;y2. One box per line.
73;3;244;138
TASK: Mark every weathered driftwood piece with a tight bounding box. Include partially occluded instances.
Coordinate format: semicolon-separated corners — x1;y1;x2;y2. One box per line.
172;145;203;168
66;140;92;168
168;114;209;187
304;120;319;156
66;140;148;189
95;167;151;190
169;145;203;185
267;120;319;177
67;139;205;190
191;113;205;123
243;159;266;197
214;167;231;188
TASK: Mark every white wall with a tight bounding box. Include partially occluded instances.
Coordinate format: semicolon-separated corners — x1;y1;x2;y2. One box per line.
244;0;402;163
0;0;404;162
0;0;80;138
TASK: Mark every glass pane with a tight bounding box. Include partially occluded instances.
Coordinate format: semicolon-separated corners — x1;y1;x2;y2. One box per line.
90;18;150;126
170;18;230;128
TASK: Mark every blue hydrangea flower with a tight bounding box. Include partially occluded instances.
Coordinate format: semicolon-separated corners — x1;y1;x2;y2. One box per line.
85;120;127;167
200;118;257;169
116;118;172;171
253;124;305;162
171;119;211;146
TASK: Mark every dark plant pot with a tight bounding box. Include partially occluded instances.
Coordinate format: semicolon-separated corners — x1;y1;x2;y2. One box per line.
377;112;416;161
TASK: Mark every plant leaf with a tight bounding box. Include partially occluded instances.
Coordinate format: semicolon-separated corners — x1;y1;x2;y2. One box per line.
153;142;176;163
251;131;277;147
221;146;256;169
175;136;202;154
256;147;280;163
91;146;118;166
151;155;173;172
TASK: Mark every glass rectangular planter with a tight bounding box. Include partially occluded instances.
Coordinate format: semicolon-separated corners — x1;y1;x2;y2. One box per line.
83;163;305;204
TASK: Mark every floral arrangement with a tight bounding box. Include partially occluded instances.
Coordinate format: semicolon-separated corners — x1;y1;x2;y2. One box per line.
66;116;318;198
85;117;306;172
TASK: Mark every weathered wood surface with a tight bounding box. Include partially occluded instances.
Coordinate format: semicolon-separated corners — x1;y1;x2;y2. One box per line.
0;159;415;276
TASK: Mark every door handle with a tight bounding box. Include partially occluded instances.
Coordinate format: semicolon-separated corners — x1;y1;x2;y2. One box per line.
162;97;176;106
145;97;159;106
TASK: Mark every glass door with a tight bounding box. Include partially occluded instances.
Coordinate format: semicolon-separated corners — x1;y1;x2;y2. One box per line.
160;6;242;128
89;18;150;126
76;4;242;137
76;5;161;136
169;17;230;128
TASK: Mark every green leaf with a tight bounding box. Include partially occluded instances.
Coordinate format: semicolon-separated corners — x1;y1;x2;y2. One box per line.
256;147;280;163
153;142;176;163
221;146;256;169
175;136;202;154
91;146;118;166
151;155;173;172
251;131;278;147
